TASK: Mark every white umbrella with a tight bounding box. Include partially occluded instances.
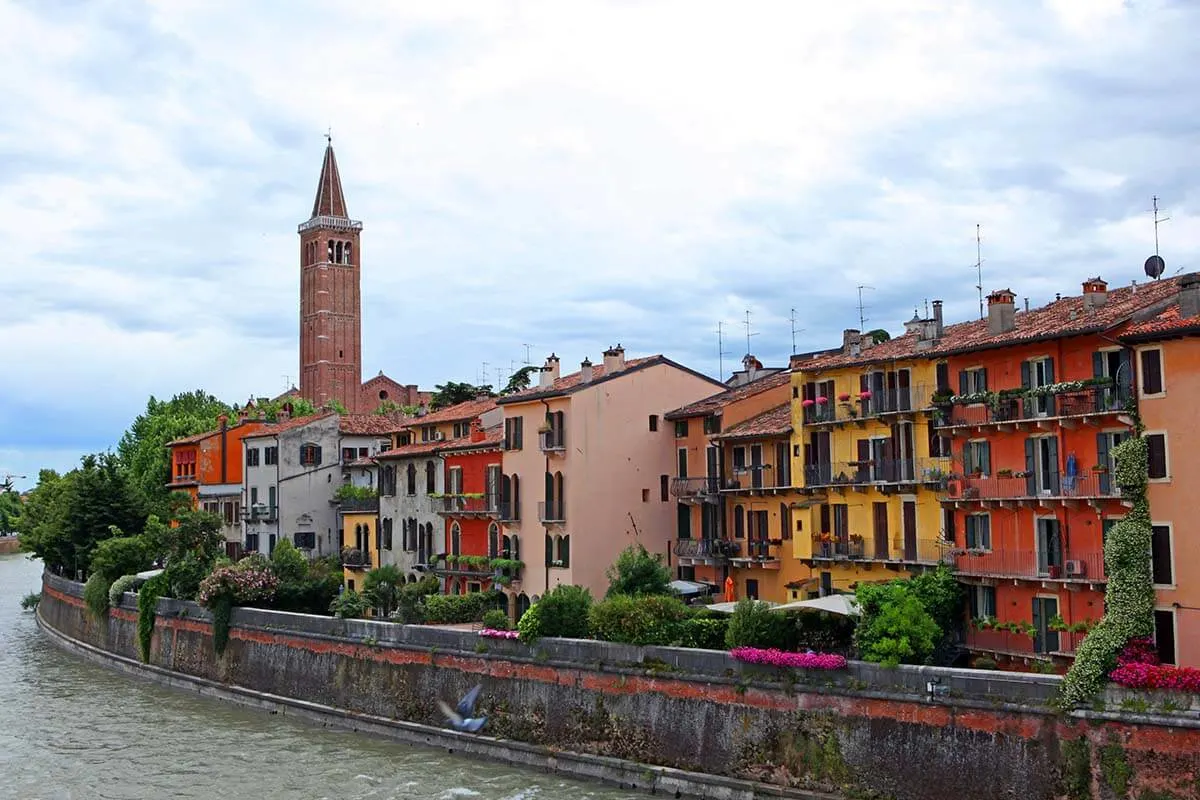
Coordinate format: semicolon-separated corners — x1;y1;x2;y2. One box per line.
702;600;779;614
669;579;716;597
774;594;861;617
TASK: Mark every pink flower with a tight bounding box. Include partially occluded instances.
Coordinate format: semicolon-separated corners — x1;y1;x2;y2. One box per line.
815;396;829;405
478;628;519;639
859;391;872;400
801;399;815;408
729;646;847;670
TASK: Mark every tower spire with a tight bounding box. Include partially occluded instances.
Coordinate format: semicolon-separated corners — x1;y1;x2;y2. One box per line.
310;139;349;219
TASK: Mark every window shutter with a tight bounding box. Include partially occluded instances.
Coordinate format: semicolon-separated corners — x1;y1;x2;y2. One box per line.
1142;350;1163;395
965;516;976;549
1096;434;1111;494
981;441;991;476
1020;361;1031;390
1151;525;1173;585
1046;437;1060;494
1092;351;1104;379
1024;439;1036;496
980;368;988;392
819;503;830;534
1147;434;1167;479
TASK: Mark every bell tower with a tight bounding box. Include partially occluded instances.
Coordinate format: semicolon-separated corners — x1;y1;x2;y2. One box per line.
298;137;363;413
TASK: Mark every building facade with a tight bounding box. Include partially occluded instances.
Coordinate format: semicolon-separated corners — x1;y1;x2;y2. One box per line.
434;418;506;595
496;347;726;611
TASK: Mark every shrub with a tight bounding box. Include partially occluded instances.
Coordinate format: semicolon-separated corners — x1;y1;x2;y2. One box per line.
362;565;406;617
164;553;209;601
791;610;857;655
83;572;111;619
108;574;142;606
605;544;673;598
198;563;279;656
330;589;369;619
516;601;543;643
20;592;41;611
973;655;999;671
533;584;592;639
481;609;510;631
269;539;308;584
589;594;690;646
423;591;503;624
855;591;939;667
730;647;848;670
90;535;152;583
681;616;729;650
725;598;792;649
391;576;442;624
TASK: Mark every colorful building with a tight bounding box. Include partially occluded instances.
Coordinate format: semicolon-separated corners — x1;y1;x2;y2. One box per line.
166;411;268;558
496;348;726;614
789;313;952;598
433;418;506;595
937;277;1180;669
1120;272;1200;667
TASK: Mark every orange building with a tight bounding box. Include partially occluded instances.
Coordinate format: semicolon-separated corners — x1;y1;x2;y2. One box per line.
1120;273;1200;667
938;277;1179;669
434;419;507;595
167;411;268;557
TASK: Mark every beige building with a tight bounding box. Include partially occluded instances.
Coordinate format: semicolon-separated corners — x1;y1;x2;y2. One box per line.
496;347;725;614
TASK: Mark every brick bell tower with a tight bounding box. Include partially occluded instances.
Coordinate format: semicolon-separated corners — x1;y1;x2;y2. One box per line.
298;136;363;413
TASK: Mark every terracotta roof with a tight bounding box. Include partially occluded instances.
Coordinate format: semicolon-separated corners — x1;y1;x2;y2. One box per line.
497;355;723;404
374;440;442;460
242;411;337;439
404;397;497;427
439;426;504;453
339;413;412;436
346;456;379;468
798;277;1182;372
1122;301;1200;340
166;421;263;447
665;371;791;420
712;403;792;440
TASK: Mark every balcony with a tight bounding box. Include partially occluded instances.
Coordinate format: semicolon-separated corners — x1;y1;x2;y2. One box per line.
807;534;948;566
336;496;379;513
802;385;931;428
935;385;1131;435
430;494;499;517
498;501;519;523
729;538;782;569
674;537;736;564
341;547;372;569
952;548;1106;584
537;500;565;524
942;473;1127;509
801;458;951;492
721;465;793;494
538;431;566;454
966;626;1088;659
671;476;721;503
242;504;278;523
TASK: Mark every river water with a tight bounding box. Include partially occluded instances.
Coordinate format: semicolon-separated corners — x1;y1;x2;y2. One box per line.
0;554;641;800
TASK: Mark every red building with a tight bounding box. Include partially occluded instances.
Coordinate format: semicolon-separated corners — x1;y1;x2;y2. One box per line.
433;418;505;595
936;277;1179;669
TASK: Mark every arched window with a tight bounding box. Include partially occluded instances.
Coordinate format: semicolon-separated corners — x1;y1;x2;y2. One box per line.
545;534;553;566
488;523;500;559
425;461;436;494
344;242;352;263
517;593;531;619
450;522;461;556
406;463;416;495
557;534;570;567
734;505;745;539
327;241;335;262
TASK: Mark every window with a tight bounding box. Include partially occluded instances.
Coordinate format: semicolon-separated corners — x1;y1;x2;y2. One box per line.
382;518;393;550
935;362;950;394
703;415;721;434
745;578;759;600
959;367;987;395
1146;433;1168;480
1151;525;1173;585
268;486;276;513
294;531;316;550
1141;348;1164;395
425;461;436;494
381;465;396;496
450;523;461;556
660;475;669;502
965;514;991;550
1021;357;1056;416
557;534;570;566
677;503;691;539
969;585;996;620
963;440;991;476
447;466;463;495
779;503;791;541
733;505;745;538
250;487;258;507
299;443;322;466
927;424;950;459
406;463;416;495
246;448;260;467
1025;436;1060;495
264;446;278;465
341;447;356;462
1032;596;1060;654
1155;609;1177;665
453;421;470;438
677;448;688;479
674;419;689;438
245;533;260;553
504;417;524;451
648;414;658;432
420;425;435;443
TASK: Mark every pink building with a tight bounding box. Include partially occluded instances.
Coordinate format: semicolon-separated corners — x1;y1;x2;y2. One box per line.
496;347;725;614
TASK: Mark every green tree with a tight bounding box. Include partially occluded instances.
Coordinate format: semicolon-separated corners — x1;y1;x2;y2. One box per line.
373;399;402;415
501;366;540;395
0;488;21;535
854;581;941;667
362;564;405;617
269;539;308;584
117;390;233;513
90;532;153;582
867;329;891;344
605;543;673;598
430;381;493;410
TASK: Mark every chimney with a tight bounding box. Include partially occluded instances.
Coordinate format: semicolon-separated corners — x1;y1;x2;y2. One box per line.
602;344;626;374
580;357;593;384
987;289;1017;335
842;329;861;356
932;300;943;338
1179;273;1200;319
539;353;561;387
218;414;229;430
1082;277;1109;312
469;417;485;442
237;407;249;424
417;401;428;417
742;354;759;383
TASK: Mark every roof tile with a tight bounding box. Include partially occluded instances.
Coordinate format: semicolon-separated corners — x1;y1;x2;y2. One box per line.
665;371;791;419
403;397;497;427
497;356;661;403
713;403;792;440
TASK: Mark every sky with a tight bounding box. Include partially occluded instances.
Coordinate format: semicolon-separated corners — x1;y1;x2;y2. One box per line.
3;0;1200;490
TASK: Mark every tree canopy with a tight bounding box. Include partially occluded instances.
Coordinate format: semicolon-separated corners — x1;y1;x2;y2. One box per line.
501;366;540;395
605;543;673;598
0;488;20;535
430;381;494;410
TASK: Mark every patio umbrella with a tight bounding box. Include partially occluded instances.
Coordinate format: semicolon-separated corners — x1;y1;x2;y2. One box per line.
773;594;861;616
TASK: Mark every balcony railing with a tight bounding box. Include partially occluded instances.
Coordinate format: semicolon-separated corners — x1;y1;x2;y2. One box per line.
673;537;736;561
943;473;1123;504
721;465;793;492
952;548;1106;582
341;548;371;569
936;385;1131;431
802;458;951;490
671;476;721;502
729;539;782;566
242;505;278;523
336;496;379;513
538;500;565;524
809;535;947;565
802;385;930;426
538;431;566;453
966;627;1088;657
498;501;519;522
430;494;499;516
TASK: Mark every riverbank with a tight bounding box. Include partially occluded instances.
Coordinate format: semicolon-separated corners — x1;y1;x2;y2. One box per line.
38;569;1200;800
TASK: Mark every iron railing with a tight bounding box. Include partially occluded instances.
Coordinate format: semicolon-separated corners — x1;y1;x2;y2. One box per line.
952;548;1106;582
936;385;1131;429
943;473;1123;503
430;494;499;515
802;458;951;489
670;476;721;501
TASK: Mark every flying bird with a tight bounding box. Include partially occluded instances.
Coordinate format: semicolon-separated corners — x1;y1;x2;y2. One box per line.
437;683;487;732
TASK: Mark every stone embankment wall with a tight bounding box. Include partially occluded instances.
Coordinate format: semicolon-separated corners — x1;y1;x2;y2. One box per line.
0;537;21;555
38;570;1200;800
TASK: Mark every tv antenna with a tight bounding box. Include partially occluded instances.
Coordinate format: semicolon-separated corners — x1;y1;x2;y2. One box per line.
789;308;805;354
971;224;985;319
521;344;534;365
282;375;293;392
743;309;758;358
716;321;732;382
856;285;874;331
479;361;489;386
1145;196;1169;280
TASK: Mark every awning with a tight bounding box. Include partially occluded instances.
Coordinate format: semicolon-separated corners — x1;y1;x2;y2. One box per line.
702;600;780;614
669;580;717;597
774;594;861;617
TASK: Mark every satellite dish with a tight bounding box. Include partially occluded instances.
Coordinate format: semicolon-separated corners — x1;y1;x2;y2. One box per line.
1145;255;1166;280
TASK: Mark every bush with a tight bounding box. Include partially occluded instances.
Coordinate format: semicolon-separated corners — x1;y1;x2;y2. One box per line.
90;535;152;583
589;594;690;646
605;544;673;598
855;590;939;667
83;572;111;619
198;563;280;656
108;574;142;606
20;592;41;611
481;609;510;631
423;591;502;624
362;565;406;617
973;655;999;671
516;602;543;643
725;598;792;649
534;584;592;639
390;576;442;624
681;616;729;650
164;553;209;601
269;539;308;584
330;589;369;619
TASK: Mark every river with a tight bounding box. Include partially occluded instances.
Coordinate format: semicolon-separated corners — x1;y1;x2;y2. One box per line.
0;554;642;800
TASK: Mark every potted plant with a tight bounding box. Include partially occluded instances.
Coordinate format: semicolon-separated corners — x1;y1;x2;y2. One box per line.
1047;615;1068;633
837;393;852;402
1092;464;1108;474
996;468;1013;478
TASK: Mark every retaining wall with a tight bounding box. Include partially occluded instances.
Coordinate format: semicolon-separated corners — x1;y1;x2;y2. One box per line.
38;570;1200;800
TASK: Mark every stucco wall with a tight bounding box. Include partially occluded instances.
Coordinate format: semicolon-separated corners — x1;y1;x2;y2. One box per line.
39;570;1200;800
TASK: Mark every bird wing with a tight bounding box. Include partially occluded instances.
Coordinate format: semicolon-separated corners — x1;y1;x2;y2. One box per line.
456;684;483;716
437;699;464;726
462;716;487;733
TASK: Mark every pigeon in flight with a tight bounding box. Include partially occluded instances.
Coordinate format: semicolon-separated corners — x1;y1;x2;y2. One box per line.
437;683;487;732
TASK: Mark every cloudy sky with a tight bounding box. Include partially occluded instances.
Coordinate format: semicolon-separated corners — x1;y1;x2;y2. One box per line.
3;0;1200;489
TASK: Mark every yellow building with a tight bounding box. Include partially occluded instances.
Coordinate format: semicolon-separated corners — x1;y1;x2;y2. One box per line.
341;508;378;594
790;318;953;596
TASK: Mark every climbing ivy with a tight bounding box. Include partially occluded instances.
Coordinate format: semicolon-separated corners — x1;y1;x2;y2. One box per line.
1059;434;1155;707
136;573;168;663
